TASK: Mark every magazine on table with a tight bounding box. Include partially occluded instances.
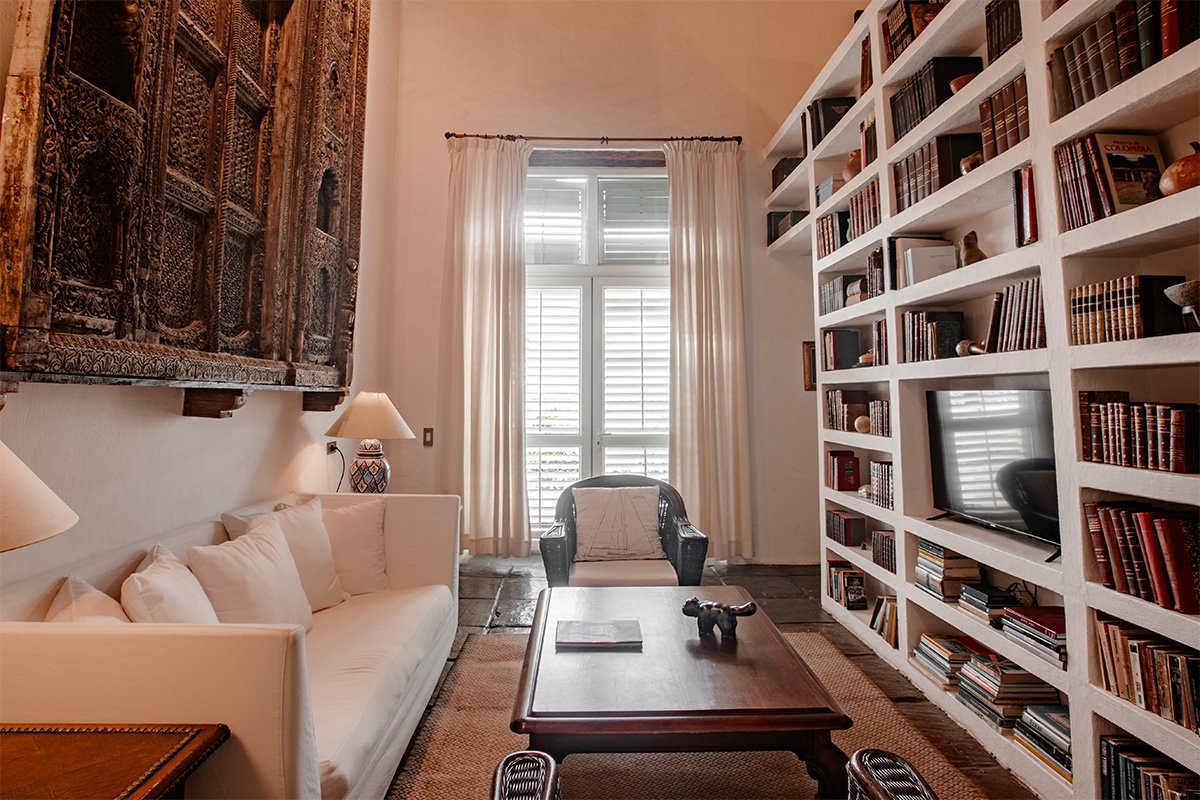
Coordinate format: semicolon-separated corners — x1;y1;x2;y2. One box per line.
555;619;643;650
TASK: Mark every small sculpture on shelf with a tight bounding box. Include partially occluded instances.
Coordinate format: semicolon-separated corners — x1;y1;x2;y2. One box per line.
955;339;987;357
1163;279;1200;331
949;73;977;94
843;150;863;182
682;596;757;638
854;415;871;434
958;231;987;265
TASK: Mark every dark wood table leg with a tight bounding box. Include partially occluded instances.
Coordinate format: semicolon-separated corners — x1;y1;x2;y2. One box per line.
799;734;849;800
528;735;568;763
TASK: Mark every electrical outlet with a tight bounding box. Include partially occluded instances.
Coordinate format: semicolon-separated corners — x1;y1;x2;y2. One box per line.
326;441;338;455
423;428;434;447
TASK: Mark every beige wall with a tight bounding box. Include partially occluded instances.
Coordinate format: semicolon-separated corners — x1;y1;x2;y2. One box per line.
0;0;402;584
380;0;857;562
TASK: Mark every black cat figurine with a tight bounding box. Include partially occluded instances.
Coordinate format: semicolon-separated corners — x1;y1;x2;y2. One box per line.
681;596;757;638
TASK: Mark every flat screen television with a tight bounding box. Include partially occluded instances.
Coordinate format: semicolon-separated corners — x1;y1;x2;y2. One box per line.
926;389;1060;545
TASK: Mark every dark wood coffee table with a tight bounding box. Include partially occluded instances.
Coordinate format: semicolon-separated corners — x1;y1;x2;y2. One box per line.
512;586;852;798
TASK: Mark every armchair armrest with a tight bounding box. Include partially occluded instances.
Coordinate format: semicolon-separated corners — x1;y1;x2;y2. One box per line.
539;523;571;587
667;522;708;586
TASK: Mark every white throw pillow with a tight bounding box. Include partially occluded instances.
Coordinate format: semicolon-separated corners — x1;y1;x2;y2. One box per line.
221;498;348;612
572;486;666;561
121;545;220;624
322;499;389;595
46;576;130;624
188;517;313;630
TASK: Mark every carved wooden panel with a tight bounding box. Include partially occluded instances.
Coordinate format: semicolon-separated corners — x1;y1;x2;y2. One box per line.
0;0;370;397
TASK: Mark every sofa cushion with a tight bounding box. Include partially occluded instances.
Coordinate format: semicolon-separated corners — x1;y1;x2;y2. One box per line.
46;576;130;623
121;545;221;624
570;559;679;587
221;498;348;612
305;585;454;798
572;487;666;561
321;500;389;595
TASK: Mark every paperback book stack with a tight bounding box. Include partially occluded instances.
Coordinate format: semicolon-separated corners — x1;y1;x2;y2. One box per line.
869;596;899;646
901;310;964;362
1001;606;1068;669
871;319;889;367
819;274;867;315
911;632;989;688
978;73;1030;162
847;178;881;240
890;56;982;142
869;460;894;510
1094;615;1199;733
1099;736;1200;800
893;133;983;212
958;581;1021;627
1083;500;1200;614
1013;705;1072;782
1053;132;1166;230
872;530;896;573
865;247;887;299
869;399;891;437
956;654;1062;731
815;211;851;259
1078;391;1199;473
827;560;868;610
914;539;979;601
984;0;1022;63
1067;273;1185;343
824;387;868;431
1047;2;1200;120
826;508;867;547
882;0;950;65
981;275;1046;353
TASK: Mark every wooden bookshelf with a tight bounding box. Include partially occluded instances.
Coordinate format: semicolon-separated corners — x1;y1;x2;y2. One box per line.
768;1;1200;797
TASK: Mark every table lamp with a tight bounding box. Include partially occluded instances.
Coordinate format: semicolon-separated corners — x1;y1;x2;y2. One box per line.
0;439;79;552
324;391;415;493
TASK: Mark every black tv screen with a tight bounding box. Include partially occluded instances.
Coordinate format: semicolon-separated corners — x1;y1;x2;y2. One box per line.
926;389;1059;545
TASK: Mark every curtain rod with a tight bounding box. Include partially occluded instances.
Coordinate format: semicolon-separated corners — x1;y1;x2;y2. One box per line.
444;132;742;144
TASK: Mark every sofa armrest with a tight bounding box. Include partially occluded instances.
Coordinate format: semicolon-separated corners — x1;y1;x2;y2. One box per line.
307;493;461;595
0;622;319;800
669;522;708;585
539;524;571;587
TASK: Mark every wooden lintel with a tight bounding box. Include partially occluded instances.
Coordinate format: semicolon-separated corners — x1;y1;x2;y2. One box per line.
182;388;249;419
0;380;17;411
301;390;346;412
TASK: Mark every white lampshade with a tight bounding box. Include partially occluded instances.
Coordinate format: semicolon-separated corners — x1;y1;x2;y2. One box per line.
0;439;79;552
324;392;415;440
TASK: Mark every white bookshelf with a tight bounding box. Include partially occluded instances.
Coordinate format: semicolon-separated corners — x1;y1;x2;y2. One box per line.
768;1;1200;797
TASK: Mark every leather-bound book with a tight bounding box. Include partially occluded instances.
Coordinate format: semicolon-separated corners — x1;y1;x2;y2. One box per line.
1133;511;1175;609
1085;501;1116;587
1153;516;1200;613
1113;1;1141;80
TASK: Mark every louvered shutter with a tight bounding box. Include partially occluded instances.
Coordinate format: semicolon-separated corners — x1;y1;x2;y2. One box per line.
525;177;585;265
601;285;670;436
600;178;669;264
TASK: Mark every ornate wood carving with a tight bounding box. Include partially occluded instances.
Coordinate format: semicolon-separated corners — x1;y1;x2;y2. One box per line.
0;0;371;404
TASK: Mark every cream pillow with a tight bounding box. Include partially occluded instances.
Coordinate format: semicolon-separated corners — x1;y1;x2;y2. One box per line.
188;517;313;630
572;486;666;561
46;576;130;624
221;498;348;612
322;500;389;595
121;545;220;624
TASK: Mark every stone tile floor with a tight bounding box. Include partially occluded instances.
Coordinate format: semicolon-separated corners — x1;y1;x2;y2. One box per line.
404;556;1034;799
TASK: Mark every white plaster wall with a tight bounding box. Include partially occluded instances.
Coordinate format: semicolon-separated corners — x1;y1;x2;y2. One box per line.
0;0;401;584
381;0;858;563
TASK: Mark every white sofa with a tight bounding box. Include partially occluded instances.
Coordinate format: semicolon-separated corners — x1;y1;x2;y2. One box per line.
0;492;461;799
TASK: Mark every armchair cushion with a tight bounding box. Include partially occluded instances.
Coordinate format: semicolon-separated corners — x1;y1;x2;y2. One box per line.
572;487;666;561
569;560;679;587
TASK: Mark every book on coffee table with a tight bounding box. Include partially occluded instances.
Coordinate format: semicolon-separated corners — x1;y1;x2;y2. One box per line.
555;619;643;649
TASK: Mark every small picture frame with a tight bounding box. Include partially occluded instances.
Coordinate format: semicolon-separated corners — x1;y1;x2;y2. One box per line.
802;341;817;391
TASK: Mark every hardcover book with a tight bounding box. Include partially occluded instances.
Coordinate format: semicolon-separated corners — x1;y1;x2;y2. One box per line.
555;619;643;649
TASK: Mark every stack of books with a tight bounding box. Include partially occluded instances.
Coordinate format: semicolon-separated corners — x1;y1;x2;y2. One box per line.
1078;391;1199;473
859;111;878;169
1083;500;1200;614
825;450;860;491
871;319;889;367
956;654;1062;731
958;581;1021;627
1099;735;1200;799
869;460;894;510
893;133;982;212
1095;616;1199;733
980;275;1046;353
1067;273;1185;344
824;388;868;431
766;209;808;245
978;73;1030;163
815;210;851;259
869;596;898;647
882;0;950;65
827;560;868;610
816;174;846;207
819;275;866;315
807;97;855;149
865;247;886;299
868;399;890;437
901;310;964;362
984;0;1022;63
825;508;866;547
871;530;896;573
771;157;802;190
822;328;861;371
847;178;881;241
914;540;979;601
911;633;989;688
1013;705;1072;783
1053;132;1165;231
1001;606;1068;669
890;56;982;142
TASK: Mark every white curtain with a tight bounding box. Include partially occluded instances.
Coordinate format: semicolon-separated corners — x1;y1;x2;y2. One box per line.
663;140;753;560
437;137;533;556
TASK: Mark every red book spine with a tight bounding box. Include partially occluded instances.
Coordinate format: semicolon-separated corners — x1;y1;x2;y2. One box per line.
1020;165;1038;244
1154;517;1200;613
1002;608;1066;639
1162;0;1181;57
1134;511;1175;608
1156;403;1172;471
1085;501;1116;587
1102;507;1136;594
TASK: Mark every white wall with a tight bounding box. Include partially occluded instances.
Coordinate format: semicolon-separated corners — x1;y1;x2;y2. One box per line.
380;0;858;563
0;0;402;584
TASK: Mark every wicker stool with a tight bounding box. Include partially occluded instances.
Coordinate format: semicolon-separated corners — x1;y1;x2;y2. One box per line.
847;748;940;800
492;750;560;800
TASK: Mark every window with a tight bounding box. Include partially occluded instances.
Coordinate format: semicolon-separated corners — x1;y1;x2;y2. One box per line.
524;170;670;528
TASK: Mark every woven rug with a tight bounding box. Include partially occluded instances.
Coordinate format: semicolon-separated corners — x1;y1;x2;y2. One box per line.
388;632;987;800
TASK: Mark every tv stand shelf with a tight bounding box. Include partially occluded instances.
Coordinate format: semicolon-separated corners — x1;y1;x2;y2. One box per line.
772;1;1200;797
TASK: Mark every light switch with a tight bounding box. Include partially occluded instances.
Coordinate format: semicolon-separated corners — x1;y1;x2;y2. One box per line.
423;428;434;447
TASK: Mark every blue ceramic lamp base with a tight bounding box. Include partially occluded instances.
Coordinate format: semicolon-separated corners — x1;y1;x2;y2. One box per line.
350;438;390;493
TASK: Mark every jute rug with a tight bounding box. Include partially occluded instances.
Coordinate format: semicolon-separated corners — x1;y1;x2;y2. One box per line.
388;632;987;799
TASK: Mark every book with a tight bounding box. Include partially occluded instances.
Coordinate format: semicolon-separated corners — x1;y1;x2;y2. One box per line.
827;450;861;491
1090;133;1166;211
902;245;957;287
555;619;643;649
1002;606;1066;640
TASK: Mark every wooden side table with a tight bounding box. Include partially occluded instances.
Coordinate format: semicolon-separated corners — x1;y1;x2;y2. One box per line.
0;723;229;800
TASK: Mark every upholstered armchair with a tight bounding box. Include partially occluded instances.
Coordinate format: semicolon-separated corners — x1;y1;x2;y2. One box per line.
538;475;708;587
